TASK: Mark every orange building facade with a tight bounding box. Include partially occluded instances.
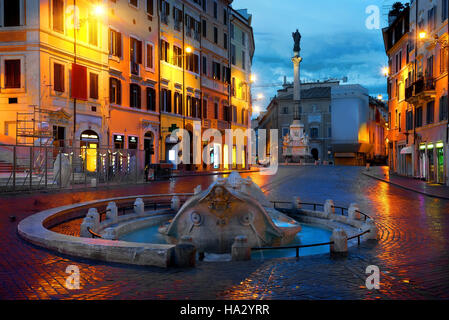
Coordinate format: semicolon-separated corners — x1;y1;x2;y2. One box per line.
0;0;254;172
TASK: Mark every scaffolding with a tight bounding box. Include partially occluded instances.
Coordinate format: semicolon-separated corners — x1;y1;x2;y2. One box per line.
16;105;54;147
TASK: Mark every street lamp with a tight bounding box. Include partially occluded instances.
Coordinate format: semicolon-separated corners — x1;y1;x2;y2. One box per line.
382;67;389;78
250;74;256;83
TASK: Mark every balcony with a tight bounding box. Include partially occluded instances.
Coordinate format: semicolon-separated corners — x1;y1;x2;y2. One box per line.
405;77;436;105
174;21;181;31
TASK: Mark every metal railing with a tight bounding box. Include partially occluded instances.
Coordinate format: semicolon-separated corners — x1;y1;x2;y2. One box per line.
252;200;373;258
0;144;148;192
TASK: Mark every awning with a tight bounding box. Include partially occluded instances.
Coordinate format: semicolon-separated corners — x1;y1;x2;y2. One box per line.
400;146;413;155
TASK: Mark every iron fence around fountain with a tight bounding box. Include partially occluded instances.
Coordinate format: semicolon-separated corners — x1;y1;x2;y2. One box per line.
251;229;371;259
270;200;371;221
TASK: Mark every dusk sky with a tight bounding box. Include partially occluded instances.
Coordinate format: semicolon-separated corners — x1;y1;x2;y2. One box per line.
232;0;406;116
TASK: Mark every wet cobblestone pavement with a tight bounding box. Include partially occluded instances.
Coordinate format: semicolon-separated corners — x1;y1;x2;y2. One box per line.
1;166;449;300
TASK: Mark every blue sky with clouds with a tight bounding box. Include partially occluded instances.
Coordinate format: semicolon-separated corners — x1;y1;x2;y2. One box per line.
232;0;407;115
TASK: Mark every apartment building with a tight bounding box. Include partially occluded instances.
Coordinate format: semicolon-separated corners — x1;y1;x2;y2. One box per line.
0;0;254;172
383;0;449;185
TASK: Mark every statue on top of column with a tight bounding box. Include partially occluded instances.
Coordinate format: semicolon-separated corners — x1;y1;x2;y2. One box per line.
292;29;301;55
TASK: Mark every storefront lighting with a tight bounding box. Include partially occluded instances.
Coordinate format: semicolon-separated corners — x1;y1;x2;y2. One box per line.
427;144;434;150
436;142;444;148
419;145;426;150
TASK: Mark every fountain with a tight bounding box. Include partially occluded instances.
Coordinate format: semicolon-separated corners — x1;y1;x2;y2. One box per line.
158;172;302;254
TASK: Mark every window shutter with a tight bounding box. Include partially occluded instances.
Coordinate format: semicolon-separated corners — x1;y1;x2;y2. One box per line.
137;40;143;64
117;32;122;58
167;90;172;112
117;80;122;105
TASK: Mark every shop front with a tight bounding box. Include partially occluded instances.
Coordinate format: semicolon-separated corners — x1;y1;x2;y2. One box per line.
419;142;446;184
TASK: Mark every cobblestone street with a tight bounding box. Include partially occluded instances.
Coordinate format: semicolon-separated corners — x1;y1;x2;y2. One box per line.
1;166;449;300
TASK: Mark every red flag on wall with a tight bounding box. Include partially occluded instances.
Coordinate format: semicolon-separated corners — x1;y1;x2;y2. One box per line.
71;63;88;100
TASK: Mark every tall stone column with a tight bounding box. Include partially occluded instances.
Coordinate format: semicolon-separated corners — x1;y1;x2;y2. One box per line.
292;56;302;120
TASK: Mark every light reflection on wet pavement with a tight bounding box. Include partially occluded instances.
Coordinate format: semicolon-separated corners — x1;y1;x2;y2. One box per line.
1;166;449;299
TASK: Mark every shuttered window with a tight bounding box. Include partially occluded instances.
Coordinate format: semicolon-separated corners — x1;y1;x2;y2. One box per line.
146;87;156;111
109;78;122;105
109;29;122;58
89;73;99;99
130;38;143;64
52;0;64;32
130;84;141;109
4;0;21;27
5;60;21;89
54;63;65;92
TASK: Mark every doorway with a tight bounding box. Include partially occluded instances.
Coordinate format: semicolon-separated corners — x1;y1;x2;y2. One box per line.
311;148;319;161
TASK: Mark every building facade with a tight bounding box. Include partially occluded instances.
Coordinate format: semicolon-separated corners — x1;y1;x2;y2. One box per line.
0;0;254;172
383;0;448;185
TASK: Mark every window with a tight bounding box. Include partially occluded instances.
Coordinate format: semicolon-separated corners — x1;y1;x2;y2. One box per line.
223;9;227;25
109;78;122;105
130;84;141;109
439;95;448;121
427;55;434;77
224;33;228;49
147;0;154;15
231;77;236;96
212;62;221;80
203;99;207;118
443;0;448;22
426;101;434;124
398;112;401;132
214;102;218;119
54;63;65;92
145;43;154;69
282;107;289;114
160;0;170;23
202;19;207;37
202;56;207;75
4;59;21;89
282;127;289;137
415;106;423;128
231;45;236;65
52;0;64;32
241;109;246;125
328;127;332;138
4;0;21;27
406;110;413;131
186;96;192;116
230;23;234;39
242;31;246;46
242;51;246;70
109;29;122;57
88;19;98;46
174;92;183;115
214;27;218;44
440;47;448;74
89;73;99;99
173;46;182;67
310;128;319;138
173;7;182;31
146;87;156;111
130;0;138;8
213;1;218;19
428;7;436;31
186;53;199;73
202;0;207;11
130;37;143;64
160;88;172;112
160;39;169;63
222;66;230;84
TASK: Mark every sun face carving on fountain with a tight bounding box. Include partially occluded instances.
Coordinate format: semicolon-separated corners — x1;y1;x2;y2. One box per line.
158;172;302;254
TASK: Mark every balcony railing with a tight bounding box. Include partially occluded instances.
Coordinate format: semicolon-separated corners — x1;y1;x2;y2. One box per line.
414;77;435;95
405;84;414;100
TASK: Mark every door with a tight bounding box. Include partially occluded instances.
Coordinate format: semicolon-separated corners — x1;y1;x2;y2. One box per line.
428;148;435;182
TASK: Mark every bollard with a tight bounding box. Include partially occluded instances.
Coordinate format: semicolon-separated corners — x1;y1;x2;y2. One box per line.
324;199;335;218
194;185;202;195
363;219;378;240
231;236;251;261
291;196;301;213
102;228;117;240
80;216;96;238
86;208;100;230
330;229;348;257
171;196;181;211
348;203;361;220
106;202;118;224
173;243;196;268
134;198;145;216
